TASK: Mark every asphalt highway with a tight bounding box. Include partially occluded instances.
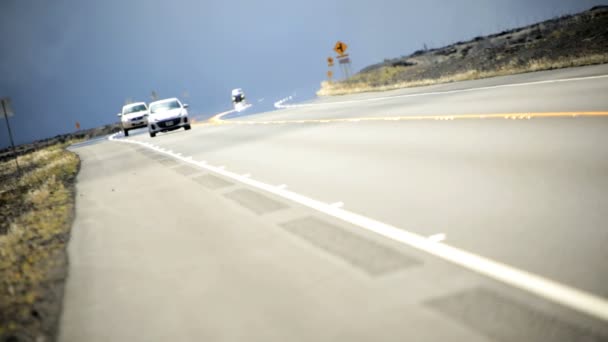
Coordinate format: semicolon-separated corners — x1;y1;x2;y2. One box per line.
60;64;608;341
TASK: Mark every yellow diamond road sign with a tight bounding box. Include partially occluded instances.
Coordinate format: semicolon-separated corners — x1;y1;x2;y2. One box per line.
334;41;348;56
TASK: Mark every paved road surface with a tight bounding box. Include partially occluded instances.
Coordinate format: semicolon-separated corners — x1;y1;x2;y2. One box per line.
60;65;608;341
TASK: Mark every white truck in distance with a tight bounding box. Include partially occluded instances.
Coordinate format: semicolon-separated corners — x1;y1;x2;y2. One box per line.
231;88;248;112
118;102;149;137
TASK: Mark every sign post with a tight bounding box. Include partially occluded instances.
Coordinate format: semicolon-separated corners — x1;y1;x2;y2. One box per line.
1;97;20;176
327;57;334;82
338;55;352;78
333;41;352;79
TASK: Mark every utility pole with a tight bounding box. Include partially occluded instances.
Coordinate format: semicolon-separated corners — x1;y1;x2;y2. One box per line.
1;97;21;176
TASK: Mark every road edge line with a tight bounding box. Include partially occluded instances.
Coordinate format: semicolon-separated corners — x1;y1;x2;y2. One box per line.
108;133;608;322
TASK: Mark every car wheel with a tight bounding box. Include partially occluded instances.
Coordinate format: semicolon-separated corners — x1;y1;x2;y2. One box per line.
150;132;156;138
184;124;191;130
124;129;129;137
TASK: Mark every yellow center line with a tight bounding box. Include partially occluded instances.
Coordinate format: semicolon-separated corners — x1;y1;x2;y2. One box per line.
198;111;608;126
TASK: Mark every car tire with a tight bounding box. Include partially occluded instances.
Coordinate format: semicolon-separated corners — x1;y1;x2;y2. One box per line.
184;124;191;130
124;129;129;137
150;132;156;138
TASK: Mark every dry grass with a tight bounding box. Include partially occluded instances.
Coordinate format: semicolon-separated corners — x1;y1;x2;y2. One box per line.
0;143;80;341
318;54;608;96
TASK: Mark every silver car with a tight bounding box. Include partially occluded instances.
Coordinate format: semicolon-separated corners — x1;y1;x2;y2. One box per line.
147;98;191;138
118;102;149;137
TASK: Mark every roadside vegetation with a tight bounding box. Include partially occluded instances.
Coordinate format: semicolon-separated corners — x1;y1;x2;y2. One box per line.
0;123;119;163
0;143;80;341
319;6;608;96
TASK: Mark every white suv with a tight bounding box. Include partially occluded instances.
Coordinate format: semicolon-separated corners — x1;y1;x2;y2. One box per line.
147;98;191;138
118;102;149;137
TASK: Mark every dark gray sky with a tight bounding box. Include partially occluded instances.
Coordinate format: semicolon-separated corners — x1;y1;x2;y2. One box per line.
0;0;605;147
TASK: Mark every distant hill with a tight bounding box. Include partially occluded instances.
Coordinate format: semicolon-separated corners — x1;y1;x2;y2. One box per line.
0;123;121;162
318;6;608;96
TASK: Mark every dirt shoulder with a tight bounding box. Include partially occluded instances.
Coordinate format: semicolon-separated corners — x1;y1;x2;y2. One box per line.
319;6;608;96
0;144;80;342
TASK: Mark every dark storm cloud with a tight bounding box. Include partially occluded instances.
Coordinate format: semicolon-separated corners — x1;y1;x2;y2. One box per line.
0;0;605;146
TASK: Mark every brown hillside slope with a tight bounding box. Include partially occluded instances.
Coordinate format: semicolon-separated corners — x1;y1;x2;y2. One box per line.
319;6;608;96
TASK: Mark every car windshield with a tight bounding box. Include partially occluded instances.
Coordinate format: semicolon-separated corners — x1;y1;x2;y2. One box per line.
150;101;180;114
123;104;147;114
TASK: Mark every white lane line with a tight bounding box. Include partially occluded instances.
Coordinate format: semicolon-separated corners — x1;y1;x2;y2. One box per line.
108;133;608;322
276;74;608;109
330;201;344;208
209;109;237;123
428;233;447;242
274;96;293;109
242;173;251;178
277;184;287;189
